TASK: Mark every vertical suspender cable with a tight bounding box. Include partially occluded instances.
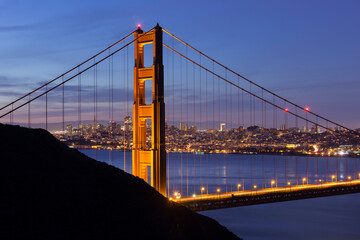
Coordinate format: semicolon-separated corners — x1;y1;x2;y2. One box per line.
206;70;209;194
213;61;216;193
238;76;241;189
193;62;196;195
199;54;202;191
186;47;189;196
78;67;81;131
180;54;183;196
123;42;126;172
28;95;31;128
229;70;232;192
93;59;96;160
172;37;175;193
166;46;170;197
218;75;221;190
62;76;65;133
45;85;48;130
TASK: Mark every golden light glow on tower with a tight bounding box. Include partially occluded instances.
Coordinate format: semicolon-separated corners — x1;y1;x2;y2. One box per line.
132;24;166;196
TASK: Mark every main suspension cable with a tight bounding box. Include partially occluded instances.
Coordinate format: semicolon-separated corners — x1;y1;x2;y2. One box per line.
162;28;359;136
0;28;155;119
162;43;360;143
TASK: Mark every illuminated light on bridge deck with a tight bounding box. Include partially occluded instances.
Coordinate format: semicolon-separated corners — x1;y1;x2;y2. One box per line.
302;178;307;185
174;179;360;211
271;180;276;188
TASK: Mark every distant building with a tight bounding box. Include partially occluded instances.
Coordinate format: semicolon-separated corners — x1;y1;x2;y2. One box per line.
66;124;72;136
190;125;197;132
302;126;307;133
124;115;132;131
79;123;85;135
179;122;185;130
85;123;92;134
220;123;226;131
280;124;287;130
311;124;320;134
107;121;117;133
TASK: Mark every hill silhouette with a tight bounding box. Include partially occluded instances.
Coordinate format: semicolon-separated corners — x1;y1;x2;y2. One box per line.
0;124;241;240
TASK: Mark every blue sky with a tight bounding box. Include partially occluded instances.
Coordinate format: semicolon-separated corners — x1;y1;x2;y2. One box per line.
0;0;359;128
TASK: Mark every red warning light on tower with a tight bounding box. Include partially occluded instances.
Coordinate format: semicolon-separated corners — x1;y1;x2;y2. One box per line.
284;108;289;112
304;107;310;112
137;24;141;29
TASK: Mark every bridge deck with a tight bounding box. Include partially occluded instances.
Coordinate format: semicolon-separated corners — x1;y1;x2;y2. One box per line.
174;180;360;211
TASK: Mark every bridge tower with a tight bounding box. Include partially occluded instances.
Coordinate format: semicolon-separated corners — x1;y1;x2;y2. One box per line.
132;24;166;196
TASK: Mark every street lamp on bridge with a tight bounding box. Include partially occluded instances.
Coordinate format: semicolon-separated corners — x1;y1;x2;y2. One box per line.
302;178;307;185
201;187;205;195
237;184;241;191
271;180;276;188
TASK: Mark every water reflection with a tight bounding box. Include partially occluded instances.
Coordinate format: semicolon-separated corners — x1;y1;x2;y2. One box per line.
79;149;360;197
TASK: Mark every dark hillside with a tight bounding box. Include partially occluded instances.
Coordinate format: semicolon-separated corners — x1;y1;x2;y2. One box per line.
0;124;240;240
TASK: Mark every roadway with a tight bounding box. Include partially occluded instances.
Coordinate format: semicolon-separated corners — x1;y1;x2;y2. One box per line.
173;179;360;211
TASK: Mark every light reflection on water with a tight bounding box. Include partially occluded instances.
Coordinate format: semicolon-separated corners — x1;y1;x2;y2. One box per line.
79;149;359;197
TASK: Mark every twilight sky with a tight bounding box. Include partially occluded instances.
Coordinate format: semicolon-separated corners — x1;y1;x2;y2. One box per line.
0;0;359;128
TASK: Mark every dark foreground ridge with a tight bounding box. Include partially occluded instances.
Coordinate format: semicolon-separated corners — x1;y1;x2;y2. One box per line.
0;124;240;240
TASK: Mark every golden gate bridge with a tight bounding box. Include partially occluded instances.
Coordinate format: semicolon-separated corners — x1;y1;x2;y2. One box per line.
1;24;360;211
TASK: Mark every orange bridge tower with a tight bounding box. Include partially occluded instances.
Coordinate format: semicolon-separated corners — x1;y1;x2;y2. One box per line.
132;24;166;196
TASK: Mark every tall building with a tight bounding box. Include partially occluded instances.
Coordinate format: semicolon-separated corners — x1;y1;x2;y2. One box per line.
66;124;72;136
124;115;132;131
220;123;226;131
302;126;307;133
280;124;287;130
179;122;185;130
